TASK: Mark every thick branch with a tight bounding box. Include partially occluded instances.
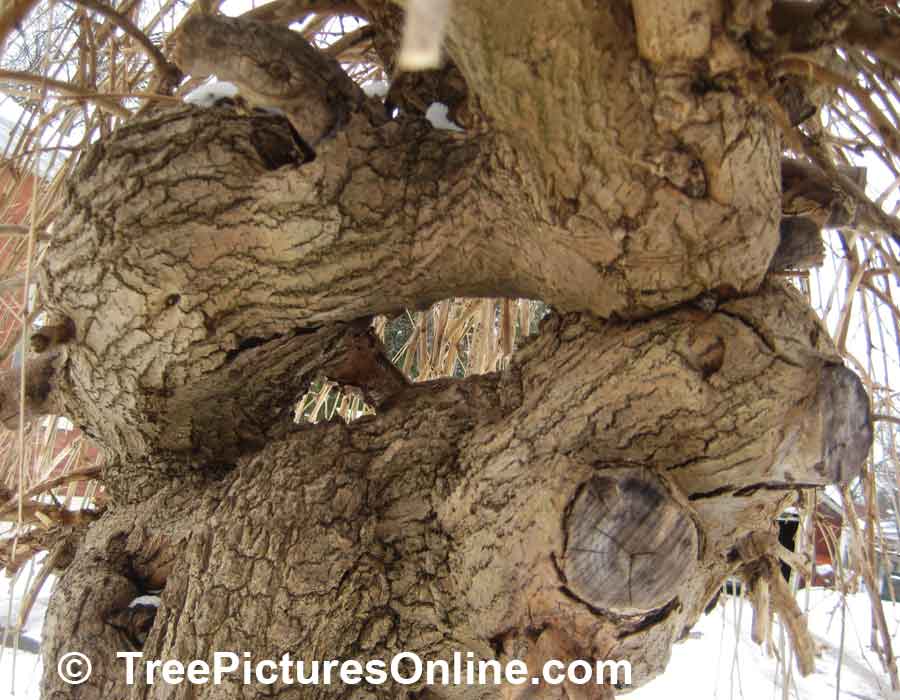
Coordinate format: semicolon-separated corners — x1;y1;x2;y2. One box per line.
174;15;370;146
781;157;866;228
774;57;900;154
36;98;792;464
40;283;871;698
442;0;780;305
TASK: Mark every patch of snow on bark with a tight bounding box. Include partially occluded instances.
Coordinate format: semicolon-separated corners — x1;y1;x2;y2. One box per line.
425;102;464;132
184;82;240;107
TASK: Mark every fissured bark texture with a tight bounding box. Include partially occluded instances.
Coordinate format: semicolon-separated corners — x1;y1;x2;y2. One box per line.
36;2;869;699
41;282;870;699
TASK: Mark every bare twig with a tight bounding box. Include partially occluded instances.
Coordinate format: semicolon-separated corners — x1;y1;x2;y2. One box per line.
240;0;362;24
324;24;375;58
69;0;182;93
0;0;40;48
0;69;130;117
840;484;900;689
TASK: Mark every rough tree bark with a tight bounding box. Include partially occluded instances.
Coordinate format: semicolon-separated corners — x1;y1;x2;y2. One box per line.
21;1;873;699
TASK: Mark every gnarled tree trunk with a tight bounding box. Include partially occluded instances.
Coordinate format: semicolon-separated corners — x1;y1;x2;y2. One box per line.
18;1;874;698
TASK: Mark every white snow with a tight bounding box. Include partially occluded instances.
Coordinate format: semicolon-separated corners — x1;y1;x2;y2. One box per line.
425;102;464;132
183;81;240;108
129;595;161;608
363;81;390;99
0;559;54;641
0;651;41;699
0;583;898;698
0;559;55;699
627;588;900;700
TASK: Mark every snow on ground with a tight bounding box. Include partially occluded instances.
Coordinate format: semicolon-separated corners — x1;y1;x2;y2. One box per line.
0;582;897;699
629;588;900;700
0;559;54;699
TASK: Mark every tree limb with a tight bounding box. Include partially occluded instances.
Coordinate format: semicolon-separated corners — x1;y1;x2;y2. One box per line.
777;118;900;246
173;15;370;145
324;24;376;58
774;56;900;154
40;284;872;697
770;216;824;271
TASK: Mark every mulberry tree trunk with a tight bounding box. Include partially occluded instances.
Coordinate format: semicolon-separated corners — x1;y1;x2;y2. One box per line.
26;1;873;699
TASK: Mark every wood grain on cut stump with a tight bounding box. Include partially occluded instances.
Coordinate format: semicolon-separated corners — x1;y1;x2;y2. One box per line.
769;217;824;271
820;365;872;483
772;364;871;487
562;469;699;614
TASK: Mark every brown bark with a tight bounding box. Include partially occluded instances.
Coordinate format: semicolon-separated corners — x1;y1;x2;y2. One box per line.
770;1;900;74
174;16;371;146
769;217;824;271
40;282;870;699
781;158;867;229
0;353;62;430
34;94;768;470
27;2;875;699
